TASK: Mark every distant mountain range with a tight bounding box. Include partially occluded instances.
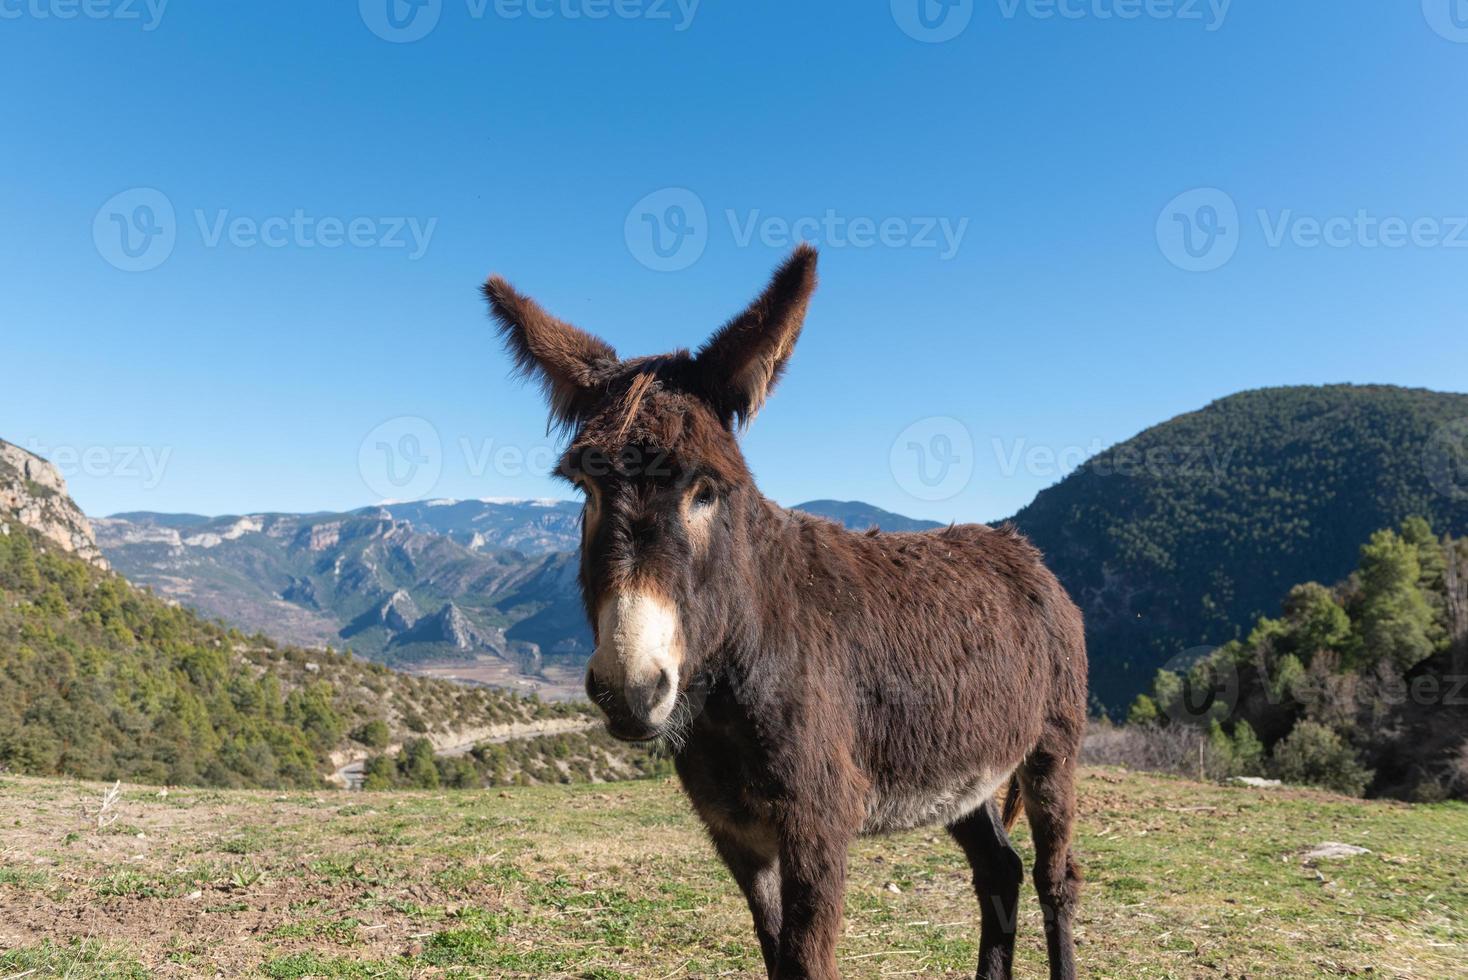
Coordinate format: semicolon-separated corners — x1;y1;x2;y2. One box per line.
94;502;589;670
92;497;925;675
42;383;1468;712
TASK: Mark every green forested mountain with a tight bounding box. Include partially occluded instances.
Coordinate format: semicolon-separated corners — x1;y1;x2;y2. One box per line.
1128;518;1468;802
1011;385;1468;712
0;518;619;789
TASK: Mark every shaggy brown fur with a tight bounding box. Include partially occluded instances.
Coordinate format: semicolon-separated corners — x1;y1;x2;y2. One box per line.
484;245;1088;980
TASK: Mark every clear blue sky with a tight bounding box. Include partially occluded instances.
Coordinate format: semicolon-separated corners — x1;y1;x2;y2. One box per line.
3;2;1466;523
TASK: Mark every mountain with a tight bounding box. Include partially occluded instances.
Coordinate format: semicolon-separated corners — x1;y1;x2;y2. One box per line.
93;497;939;677
793;499;945;532
88;384;1468;714
94;506;592;671
0;510;620;788
376;498;581;555
0;438;108;568
1010;385;1468;712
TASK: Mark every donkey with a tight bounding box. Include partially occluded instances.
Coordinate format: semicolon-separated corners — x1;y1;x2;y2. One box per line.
483;245;1087;980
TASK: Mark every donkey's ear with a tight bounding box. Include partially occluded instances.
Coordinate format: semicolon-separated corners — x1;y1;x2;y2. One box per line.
483;276;618;428
695;244;818;427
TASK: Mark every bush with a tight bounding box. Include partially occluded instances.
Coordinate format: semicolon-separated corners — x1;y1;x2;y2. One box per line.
1271;722;1373;796
351;719;391;750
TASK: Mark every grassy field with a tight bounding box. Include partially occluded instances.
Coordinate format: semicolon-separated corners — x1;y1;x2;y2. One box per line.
0;768;1464;979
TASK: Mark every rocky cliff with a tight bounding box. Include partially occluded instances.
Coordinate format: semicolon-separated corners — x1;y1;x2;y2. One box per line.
0;439;108;568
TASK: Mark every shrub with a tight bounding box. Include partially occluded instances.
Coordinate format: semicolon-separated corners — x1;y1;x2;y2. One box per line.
1271;721;1373;796
350;720;391;750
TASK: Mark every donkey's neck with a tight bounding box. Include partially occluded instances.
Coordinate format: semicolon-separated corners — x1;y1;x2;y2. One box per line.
735;495;861;652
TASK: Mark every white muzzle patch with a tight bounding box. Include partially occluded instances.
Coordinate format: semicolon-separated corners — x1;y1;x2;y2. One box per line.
590;590;682;727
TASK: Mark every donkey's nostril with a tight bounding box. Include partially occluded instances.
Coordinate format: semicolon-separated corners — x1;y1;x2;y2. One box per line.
586;669;612;706
655;668;673;700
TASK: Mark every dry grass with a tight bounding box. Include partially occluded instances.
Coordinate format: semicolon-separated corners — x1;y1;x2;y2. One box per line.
0;768;1464;978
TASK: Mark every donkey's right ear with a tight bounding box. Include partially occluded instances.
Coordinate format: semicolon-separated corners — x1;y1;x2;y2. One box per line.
483;276;618;429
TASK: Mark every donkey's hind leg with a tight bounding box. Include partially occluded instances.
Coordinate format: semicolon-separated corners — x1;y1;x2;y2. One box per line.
948;799;1024;980
1019;738;1083;980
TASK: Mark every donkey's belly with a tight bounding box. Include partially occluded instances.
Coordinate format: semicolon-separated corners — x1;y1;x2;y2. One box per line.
860;767;1011;835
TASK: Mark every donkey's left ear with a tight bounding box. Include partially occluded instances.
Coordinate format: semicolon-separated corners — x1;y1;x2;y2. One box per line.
483;275;618;429
695;244;818;427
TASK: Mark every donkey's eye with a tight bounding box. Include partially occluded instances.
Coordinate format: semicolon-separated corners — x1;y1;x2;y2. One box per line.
692;485;717;509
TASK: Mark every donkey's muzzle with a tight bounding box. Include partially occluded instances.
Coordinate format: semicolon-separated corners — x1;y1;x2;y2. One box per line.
586;590;683;740
585;666;673;742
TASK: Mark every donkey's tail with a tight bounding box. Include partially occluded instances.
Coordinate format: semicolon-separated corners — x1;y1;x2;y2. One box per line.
1000;774;1023;832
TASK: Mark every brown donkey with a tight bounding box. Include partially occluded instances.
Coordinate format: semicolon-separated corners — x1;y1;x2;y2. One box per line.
483;245;1087;980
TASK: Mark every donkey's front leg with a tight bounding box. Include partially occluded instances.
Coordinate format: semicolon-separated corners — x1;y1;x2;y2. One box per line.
706;825;782;978
773;801;860;980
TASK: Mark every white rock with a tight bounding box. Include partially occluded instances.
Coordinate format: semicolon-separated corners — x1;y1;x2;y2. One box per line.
1303;842;1371;861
